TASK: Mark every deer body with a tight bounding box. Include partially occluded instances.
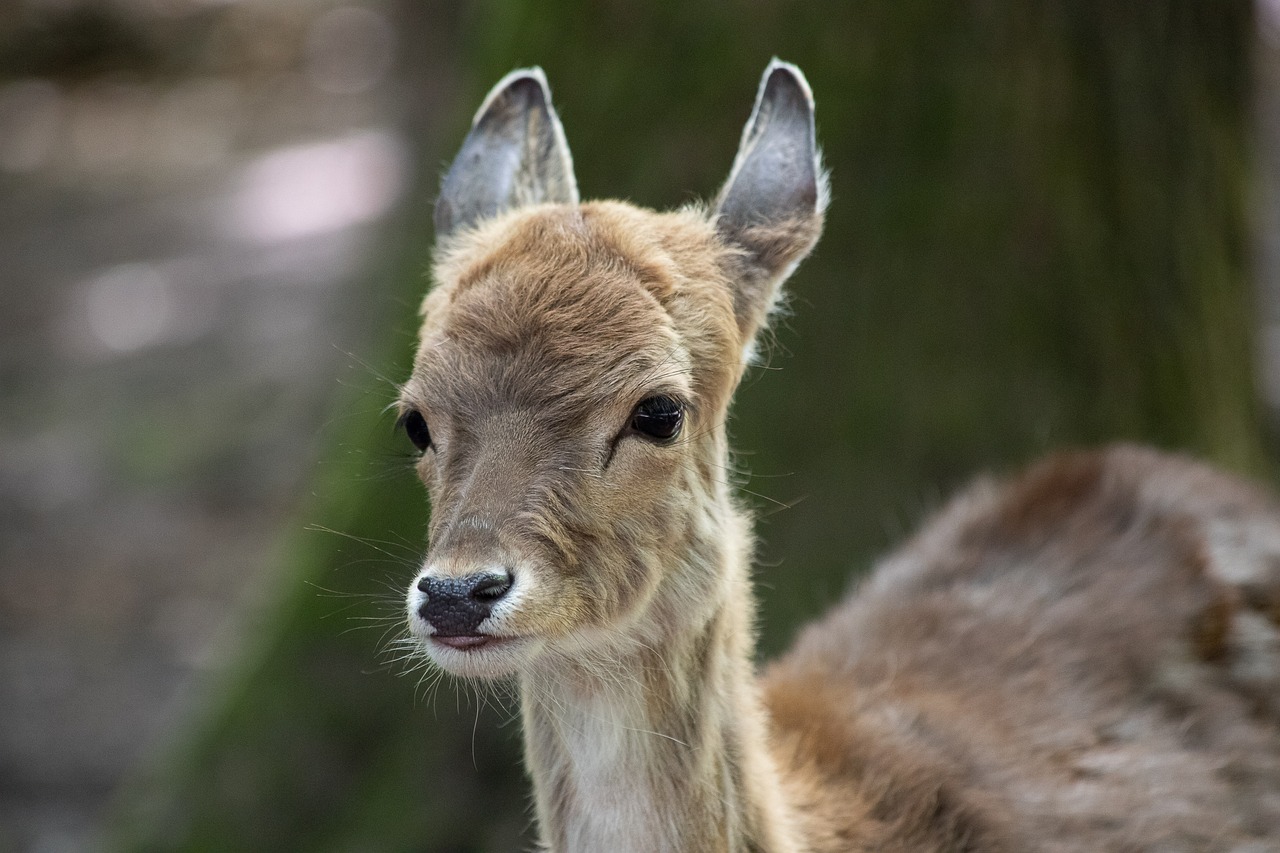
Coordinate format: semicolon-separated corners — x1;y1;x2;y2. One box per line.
765;446;1280;850
399;64;1280;851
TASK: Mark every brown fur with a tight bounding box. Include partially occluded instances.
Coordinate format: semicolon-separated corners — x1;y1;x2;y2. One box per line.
400;65;1280;851
765;446;1280;850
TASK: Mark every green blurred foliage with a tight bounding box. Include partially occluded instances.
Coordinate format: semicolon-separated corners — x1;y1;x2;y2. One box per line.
108;1;1267;850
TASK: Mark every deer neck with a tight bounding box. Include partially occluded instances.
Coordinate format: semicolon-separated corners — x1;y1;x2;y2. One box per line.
518;503;803;853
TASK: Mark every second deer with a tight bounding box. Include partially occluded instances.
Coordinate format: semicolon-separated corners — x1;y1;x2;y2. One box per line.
396;61;1280;851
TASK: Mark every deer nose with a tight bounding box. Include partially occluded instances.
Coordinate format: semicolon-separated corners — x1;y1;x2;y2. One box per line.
416;570;513;636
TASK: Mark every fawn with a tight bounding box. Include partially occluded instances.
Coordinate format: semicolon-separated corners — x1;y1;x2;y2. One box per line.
398;62;1280;851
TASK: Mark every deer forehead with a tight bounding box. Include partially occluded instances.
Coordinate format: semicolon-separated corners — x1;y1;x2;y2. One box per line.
411;205;739;416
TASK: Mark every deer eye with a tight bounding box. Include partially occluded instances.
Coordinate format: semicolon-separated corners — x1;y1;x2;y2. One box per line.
398;409;432;452
630;396;684;442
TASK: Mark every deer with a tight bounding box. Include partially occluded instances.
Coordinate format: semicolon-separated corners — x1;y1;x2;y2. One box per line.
396;61;1280;851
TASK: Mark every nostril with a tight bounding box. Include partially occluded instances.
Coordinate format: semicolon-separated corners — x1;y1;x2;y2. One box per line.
416;576;431;593
471;570;513;603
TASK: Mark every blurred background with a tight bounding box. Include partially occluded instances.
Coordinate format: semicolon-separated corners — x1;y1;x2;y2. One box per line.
1;1;1277;850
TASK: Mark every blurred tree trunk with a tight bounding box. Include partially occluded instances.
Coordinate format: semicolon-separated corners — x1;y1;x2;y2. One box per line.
108;1;1266;850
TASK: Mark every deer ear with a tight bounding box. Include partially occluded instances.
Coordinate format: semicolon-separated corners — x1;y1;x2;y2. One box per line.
435;68;579;239
715;60;827;338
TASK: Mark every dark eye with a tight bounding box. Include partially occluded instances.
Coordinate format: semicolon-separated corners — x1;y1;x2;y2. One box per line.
398;409;432;452
630;396;684;442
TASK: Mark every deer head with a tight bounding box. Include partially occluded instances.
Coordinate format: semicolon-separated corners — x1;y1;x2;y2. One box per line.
400;61;826;680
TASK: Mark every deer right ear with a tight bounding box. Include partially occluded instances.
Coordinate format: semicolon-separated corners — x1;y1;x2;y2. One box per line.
715;60;827;339
434;68;579;240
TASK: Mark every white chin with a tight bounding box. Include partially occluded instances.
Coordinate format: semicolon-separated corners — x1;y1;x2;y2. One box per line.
423;635;539;678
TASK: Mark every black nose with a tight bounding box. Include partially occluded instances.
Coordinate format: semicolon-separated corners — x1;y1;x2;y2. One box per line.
416;571;513;636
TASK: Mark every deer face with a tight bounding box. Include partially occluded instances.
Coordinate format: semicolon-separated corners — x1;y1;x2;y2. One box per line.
400;204;735;678
402;65;824;678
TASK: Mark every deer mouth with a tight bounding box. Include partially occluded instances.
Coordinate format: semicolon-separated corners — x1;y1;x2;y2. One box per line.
425;632;536;677
432;633;504;651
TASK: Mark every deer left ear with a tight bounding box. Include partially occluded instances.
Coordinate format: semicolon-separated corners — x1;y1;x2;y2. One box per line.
435;67;579;240
715;60;827;339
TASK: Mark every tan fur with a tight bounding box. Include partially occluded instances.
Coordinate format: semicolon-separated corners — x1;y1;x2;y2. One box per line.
400;66;1280;852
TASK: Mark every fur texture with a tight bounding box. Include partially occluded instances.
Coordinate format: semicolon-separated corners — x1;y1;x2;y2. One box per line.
765;446;1280;851
399;64;1280;851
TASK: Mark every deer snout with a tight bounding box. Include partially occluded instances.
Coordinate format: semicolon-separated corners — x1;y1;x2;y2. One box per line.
415;570;514;636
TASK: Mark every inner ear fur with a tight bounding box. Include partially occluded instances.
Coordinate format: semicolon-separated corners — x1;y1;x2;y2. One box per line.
435;67;579;240
714;59;827;339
